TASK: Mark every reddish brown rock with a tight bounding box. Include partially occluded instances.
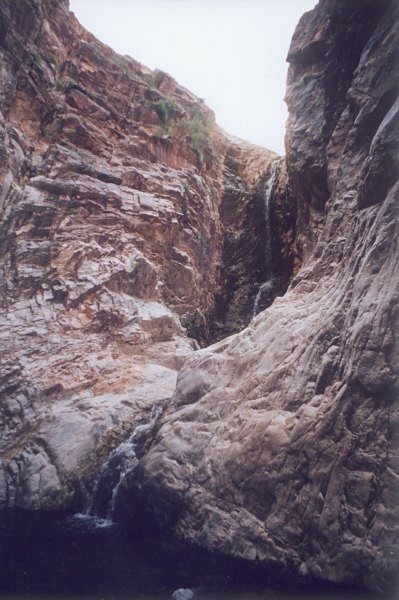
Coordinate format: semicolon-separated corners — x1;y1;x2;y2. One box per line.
2;0;397;594
0;0;278;511
123;0;399;593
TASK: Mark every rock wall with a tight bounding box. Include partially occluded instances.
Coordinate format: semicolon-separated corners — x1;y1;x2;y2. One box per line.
211;138;277;340
120;0;399;593
2;0;397;594
211;144;299;341
0;0;279;511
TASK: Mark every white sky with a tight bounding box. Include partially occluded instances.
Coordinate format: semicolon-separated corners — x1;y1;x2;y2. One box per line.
69;0;316;154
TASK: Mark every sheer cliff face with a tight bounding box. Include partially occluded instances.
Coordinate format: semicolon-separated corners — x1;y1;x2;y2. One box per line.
123;0;399;593
0;0;276;510
1;0;398;594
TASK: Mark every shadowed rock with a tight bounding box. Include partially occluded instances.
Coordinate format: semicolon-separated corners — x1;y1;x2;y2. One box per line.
120;0;399;593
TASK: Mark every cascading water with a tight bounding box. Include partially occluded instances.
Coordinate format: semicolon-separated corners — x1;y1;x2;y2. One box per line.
252;159;280;318
70;404;164;528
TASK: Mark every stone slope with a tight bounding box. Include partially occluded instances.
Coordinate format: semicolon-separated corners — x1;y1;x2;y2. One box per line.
118;0;399;593
0;0;278;510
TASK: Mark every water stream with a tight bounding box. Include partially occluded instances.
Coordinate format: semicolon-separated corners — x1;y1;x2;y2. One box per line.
0;280;392;599
0;358;392;600
252;160;279;318
71;404;164;529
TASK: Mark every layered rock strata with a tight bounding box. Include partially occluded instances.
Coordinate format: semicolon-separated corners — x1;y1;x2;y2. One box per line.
119;0;399;593
2;0;397;594
0;0;278;510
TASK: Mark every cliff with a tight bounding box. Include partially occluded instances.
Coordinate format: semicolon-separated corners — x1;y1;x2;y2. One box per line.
116;0;399;593
0;0;398;595
0;0;278;512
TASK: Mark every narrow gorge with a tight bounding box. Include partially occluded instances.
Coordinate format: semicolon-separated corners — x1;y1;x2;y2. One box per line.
0;0;398;598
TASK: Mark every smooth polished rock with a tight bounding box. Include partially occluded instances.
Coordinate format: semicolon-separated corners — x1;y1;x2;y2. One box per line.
123;0;399;593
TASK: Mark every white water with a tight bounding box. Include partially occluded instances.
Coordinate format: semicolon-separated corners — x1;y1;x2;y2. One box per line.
252;160;279;318
252;279;276;318
80;404;164;526
67;512;115;530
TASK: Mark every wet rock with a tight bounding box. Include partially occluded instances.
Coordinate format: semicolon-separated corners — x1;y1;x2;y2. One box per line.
2;0;397;595
0;0;283;513
128;0;399;594
210;142;294;340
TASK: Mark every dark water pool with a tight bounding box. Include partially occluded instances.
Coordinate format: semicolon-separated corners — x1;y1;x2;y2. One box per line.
0;512;395;600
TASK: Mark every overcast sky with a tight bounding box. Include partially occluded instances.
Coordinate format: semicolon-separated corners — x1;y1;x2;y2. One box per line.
69;0;316;154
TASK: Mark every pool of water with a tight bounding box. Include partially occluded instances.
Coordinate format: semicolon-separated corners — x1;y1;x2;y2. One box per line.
0;512;394;600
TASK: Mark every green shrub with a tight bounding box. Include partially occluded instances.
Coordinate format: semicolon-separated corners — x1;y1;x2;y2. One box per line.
210;186;218;206
296;74;312;89
154;98;176;127
56;78;75;92
181;111;210;153
113;55;129;75
33;52;42;65
43;51;57;66
183;319;201;339
34;51;57;67
143;73;156;88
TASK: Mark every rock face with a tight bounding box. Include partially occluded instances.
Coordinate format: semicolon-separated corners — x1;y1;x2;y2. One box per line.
0;0;277;511
1;0;398;595
210;138;278;340
118;0;399;593
211;145;299;341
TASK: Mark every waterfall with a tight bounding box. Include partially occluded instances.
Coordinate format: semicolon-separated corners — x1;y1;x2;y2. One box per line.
70;404;164;529
252;160;279;318
252;279;275;319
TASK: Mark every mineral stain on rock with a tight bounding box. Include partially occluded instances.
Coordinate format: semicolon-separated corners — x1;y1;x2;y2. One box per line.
0;0;398;598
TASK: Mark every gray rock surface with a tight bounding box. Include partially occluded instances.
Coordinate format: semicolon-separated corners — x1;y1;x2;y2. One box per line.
0;0;276;511
120;0;399;592
0;0;397;594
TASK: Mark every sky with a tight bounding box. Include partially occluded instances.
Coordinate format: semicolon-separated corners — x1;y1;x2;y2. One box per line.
69;0;317;154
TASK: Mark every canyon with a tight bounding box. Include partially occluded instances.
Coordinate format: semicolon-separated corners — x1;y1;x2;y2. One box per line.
0;0;398;596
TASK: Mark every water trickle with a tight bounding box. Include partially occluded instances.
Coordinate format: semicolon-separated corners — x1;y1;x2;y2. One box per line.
252;279;276;319
252;160;279;318
83;404;164;525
